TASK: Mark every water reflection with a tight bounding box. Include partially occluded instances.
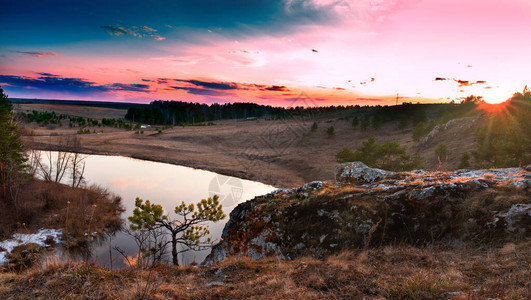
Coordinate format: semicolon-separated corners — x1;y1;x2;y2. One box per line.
39;151;276;267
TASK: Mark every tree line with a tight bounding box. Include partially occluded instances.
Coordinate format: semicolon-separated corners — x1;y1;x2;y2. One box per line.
125;99;481;126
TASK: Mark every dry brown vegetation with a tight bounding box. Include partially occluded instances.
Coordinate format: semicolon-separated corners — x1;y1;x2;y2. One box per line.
0;178;123;248
0;242;529;299
16;103;481;188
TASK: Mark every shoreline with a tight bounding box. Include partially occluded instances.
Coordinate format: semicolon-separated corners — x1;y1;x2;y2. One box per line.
26;141;285;188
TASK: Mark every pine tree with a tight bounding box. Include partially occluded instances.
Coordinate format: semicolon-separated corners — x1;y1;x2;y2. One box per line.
311;122;318;132
129;195;225;266
0;87;27;202
351;116;359;128
326;125;335;137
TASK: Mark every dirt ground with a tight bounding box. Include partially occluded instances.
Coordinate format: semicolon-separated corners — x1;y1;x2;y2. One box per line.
16;103;480;188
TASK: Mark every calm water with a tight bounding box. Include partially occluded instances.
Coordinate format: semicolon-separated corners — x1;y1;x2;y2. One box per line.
37;151;276;267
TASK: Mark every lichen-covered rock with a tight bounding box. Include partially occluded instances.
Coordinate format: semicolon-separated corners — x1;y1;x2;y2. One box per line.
489;204;531;233
204;166;530;265
335;162;392;184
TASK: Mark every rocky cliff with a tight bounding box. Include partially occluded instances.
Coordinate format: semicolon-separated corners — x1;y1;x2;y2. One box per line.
204;162;530;265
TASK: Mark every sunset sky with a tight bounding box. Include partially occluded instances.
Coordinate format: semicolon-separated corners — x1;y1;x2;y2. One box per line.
1;0;530;106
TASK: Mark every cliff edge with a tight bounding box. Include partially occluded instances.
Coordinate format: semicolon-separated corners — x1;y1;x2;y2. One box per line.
204;162;530;265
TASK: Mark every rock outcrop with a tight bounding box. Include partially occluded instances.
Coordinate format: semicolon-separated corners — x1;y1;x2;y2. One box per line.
204;163;530;265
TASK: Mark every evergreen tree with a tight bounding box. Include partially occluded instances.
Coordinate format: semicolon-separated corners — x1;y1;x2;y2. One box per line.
129;196;225;266
311;122;318;132
0;87;27;202
335;137;423;171
326;125;335;136
351;116;359;128
459;152;471;169
473;92;531;167
435;142;448;170
360;115;370;130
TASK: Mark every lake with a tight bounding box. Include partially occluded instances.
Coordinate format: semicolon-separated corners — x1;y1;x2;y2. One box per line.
36;151;276;267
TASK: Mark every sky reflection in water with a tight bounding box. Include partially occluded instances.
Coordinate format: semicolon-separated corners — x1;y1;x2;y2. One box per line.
42;152;276;267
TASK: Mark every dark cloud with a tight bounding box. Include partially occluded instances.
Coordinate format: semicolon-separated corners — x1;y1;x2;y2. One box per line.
453;79;487;87
36;72;58;77
0;73;150;94
101;25;133;36
101;25;165;40
141;79;154;82
171;78;290;93
107;83;150;92
434;77;448;81
0;74;108;93
16;51;58;58
455;79;470;87
170;86;231;96
174;79;239;90
263;85;289;92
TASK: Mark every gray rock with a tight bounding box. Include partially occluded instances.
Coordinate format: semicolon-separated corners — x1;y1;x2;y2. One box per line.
335;162;392;184
207;281;224;287
203;164;530;265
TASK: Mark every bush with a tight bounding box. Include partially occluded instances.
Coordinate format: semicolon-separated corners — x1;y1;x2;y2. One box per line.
372;115;383;129
311;122;318;132
360;115;370;130
335;137;423;171
351;116;359;128
459;152;471;169
473;91;531;167
326;126;335;136
435;142;448;169
435;142;448;159
412;121;435;142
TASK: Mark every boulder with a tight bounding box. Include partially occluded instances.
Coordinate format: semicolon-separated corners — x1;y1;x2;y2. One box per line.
335;162;392;184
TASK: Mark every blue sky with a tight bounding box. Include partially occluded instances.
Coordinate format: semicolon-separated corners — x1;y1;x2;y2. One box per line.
1;0;530;105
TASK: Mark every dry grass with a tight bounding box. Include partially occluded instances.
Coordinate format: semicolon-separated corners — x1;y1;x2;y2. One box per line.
1;242;529;299
0;179;123;274
18;104;483;188
1;179;123;241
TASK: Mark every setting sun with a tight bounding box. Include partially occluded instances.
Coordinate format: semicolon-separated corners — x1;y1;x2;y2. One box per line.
481;88;514;104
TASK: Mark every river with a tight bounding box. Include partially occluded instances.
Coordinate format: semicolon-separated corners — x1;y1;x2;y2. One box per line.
36;151;276;267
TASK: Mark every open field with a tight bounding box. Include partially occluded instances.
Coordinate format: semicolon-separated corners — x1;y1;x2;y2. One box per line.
16;103;480;188
14;103;128;120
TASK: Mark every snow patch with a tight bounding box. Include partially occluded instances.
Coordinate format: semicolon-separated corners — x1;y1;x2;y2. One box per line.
0;228;62;265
